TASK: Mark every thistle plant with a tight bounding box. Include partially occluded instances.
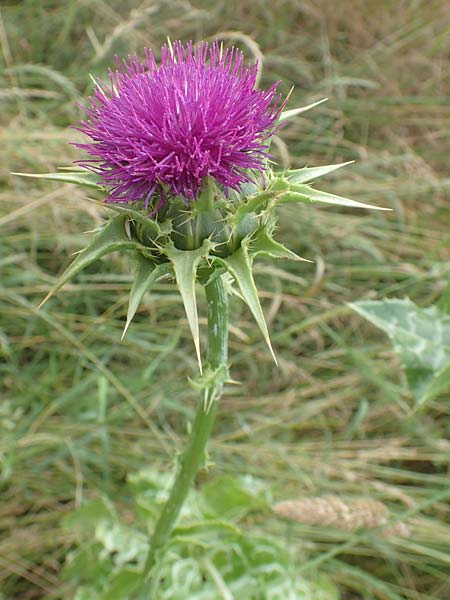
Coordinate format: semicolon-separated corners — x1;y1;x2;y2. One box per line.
15;40;385;596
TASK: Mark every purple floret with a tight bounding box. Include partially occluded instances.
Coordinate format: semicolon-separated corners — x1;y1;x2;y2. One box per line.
75;40;284;207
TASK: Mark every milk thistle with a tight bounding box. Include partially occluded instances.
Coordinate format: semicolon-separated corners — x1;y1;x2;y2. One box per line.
16;40;385;597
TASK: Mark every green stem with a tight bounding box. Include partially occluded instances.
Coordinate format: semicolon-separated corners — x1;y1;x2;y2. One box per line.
141;274;228;596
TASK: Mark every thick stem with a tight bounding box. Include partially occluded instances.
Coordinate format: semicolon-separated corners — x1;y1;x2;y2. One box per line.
141;274;228;595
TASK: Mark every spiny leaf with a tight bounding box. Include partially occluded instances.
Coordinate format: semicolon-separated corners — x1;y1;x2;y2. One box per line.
221;271;245;303
165;240;213;371
12;170;103;190
250;229;312;262
223;243;277;364
285;161;354;184
122;255;173;339
350;298;450;405
234;191;272;223
277;184;389;211
279;98;328;123
76;199;169;241
38;215;139;309
94;203;164;242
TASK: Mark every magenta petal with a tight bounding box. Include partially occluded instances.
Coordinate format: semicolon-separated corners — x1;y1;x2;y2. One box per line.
74;41;284;208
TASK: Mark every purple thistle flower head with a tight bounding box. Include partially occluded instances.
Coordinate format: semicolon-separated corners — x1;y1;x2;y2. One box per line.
75;40;284;208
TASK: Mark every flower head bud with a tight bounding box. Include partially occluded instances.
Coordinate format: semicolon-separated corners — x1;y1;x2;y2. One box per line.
21;40;379;364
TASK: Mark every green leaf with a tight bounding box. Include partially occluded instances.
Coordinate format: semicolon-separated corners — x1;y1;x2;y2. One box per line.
122;256;172;339
250;229;311;262
62;543;110;584
223;243;277;364
95;521;148;566
350;298;450;405
208;533;339;599
437;279;450;315
165;240;213;371
174;518;240;538
200;475;269;519
100;569;141;600
38;215;139;308
279;98;328;123
62;498;117;535
277;184;389;211
12;170;103;190
74;586;102;600
285;161;354;184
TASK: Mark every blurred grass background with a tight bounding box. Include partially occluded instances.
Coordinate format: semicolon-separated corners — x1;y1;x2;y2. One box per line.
1;0;450;598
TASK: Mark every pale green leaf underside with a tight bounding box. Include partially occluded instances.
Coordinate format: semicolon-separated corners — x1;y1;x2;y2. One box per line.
279;98;328;123
278;184;389;211
12;170;103;190
350;298;450;405
223;244;277;364
166;240;212;372
38;215;138;308
122;256;173;339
